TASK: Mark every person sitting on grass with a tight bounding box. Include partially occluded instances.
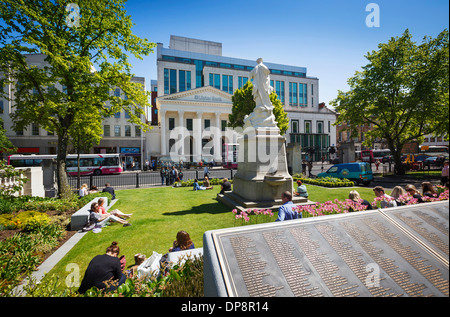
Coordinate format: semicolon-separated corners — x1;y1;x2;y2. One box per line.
169;230;195;252
203;176;214;190
373;186;397;208
193;178;212;191
293;180;308;198
390;186;407;206
348;190;372;210
78;241;127;294
276;191;300;221
422;181;437;198
405;184;424;203
220;178;232;194
89;202;131;227
98;198;132;218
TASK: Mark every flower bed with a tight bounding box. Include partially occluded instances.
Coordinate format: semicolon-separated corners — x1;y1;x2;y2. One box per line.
230;188;449;226
293;175;354;187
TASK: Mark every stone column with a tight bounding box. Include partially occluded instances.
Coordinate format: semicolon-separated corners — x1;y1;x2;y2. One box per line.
160;109;166;156
193;111;203;162
178;110;185;161
214;112;223;162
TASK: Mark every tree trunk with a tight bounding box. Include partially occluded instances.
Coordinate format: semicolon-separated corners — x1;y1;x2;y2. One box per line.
56;131;71;198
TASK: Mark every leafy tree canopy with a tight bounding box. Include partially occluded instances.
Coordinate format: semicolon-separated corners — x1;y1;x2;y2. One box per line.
0;0;156;194
228;81;289;135
331;29;449;174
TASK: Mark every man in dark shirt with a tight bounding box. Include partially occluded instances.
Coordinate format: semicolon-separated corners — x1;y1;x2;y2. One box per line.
78;242;126;294
220;178;232;194
102;183;116;200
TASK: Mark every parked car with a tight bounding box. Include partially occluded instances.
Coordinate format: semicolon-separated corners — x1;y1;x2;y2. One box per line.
424;156;442;167
317;162;373;186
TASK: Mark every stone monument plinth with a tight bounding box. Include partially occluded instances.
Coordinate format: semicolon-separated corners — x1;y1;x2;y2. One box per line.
217;58;308;211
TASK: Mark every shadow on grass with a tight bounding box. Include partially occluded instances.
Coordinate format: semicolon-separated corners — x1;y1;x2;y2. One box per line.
162;201;230;216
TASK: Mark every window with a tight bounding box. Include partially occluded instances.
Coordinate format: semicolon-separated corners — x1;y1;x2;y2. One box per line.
304;121;311;134
317;121;323;134
221;75;233;94
186;118;193;131
214;74;220;90
289;82;298;106
114;111;121;118
275;81;285;104
104;125;111;136
32;123;39;136
238;76;248;89
164;68;178;94
170;69;177;94
179;70;186;92
125;125;131;137
169;118;175;130
114;88;120;97
125;111;131;119
204;119;210;130
299;83;308;106
291;120;299;133
164;68;169;94
221;120;227;132
114;125;121;137
135;126;141;137
178;70;191;92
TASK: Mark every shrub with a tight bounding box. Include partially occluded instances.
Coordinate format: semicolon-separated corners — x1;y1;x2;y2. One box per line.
293;176;353;187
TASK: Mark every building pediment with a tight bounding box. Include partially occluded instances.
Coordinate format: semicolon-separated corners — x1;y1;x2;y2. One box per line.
156;86;232;106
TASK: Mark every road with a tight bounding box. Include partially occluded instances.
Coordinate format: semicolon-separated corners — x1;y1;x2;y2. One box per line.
69;161;409;190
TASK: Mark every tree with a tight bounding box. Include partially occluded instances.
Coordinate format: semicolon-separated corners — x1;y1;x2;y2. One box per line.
331;29;449;175
228;81;289;135
0;0;156;196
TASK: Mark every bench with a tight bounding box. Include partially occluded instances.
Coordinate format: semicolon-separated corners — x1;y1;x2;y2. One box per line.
70;196;108;231
166;247;203;266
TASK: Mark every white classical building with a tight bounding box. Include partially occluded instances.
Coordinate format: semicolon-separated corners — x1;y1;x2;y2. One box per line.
155;86;236;163
151;35;337;163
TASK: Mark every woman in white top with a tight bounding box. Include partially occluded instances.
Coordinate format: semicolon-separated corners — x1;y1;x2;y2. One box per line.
79;183;88;197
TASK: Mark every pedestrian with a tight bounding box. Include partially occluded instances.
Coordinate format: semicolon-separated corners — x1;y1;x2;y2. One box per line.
375;159;380;171
276;191;300;221
160;167;165;185
78;241;127;294
204;165;209;178
441;161;449;186
307;161;313;177
301;161;307;176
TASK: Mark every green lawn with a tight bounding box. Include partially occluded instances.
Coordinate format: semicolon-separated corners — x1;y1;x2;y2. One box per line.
46;184;376;288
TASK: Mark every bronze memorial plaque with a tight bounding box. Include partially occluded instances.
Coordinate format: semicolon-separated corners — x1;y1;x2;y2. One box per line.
204;201;449;297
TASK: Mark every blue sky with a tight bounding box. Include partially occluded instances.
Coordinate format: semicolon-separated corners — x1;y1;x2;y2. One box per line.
124;0;449;107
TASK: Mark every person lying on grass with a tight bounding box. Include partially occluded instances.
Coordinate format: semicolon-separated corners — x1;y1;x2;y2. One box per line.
89;202;132;228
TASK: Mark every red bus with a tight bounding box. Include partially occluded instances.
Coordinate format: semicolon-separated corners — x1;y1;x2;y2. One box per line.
7;153;123;175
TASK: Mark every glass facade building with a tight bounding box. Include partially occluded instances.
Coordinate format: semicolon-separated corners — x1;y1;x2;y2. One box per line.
156;36;336;162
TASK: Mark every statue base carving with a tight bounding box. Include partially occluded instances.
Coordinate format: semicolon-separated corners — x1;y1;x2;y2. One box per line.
218;128;308;211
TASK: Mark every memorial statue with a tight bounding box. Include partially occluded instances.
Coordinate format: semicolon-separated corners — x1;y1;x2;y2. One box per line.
250;58;273;111
243;58;278;129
